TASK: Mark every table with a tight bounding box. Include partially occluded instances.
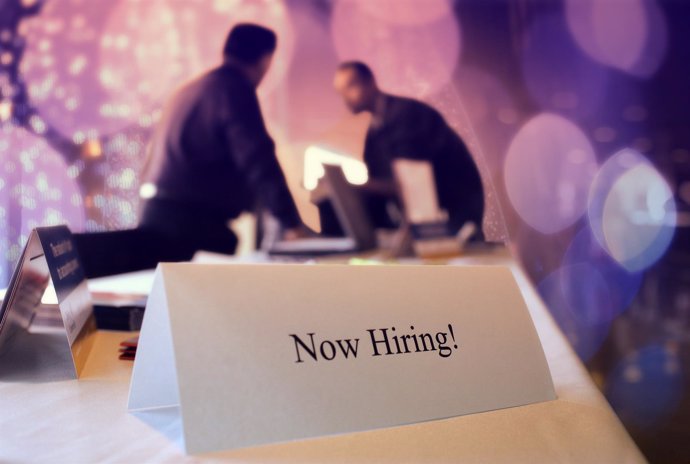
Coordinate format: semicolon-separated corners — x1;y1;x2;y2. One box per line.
0;249;646;463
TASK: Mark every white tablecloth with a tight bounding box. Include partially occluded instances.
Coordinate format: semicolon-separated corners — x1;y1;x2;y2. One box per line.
0;251;646;463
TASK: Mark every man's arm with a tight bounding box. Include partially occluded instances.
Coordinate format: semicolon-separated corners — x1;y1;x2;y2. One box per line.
221;82;301;229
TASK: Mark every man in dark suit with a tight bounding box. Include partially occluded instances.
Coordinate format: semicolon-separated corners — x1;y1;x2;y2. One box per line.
75;24;304;277
333;61;484;237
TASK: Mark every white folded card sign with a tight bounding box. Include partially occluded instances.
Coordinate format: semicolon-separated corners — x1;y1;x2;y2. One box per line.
128;263;556;454
0;225;96;380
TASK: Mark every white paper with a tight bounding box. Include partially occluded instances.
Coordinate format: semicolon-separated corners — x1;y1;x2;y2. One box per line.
128;263;555;454
392;159;444;223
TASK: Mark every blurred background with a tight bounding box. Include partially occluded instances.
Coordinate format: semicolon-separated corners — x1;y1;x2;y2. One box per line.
0;0;688;460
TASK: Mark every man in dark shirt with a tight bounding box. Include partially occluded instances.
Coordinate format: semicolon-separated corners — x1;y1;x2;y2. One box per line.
333;61;484;237
74;24;304;277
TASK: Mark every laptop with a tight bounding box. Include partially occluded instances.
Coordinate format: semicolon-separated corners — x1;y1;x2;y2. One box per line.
269;165;377;256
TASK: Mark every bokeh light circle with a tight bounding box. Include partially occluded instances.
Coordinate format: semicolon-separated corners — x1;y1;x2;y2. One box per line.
100;0;295;111
566;0;647;73
358;0;452;26
0;126;84;283
630;0;669;78
21;0;121;137
588;148;676;272
565;0;668;78
563;226;643;318
98;0;186;123
504;113;598;234
22;0;294;138
331;0;461;97
537;263;614;361
606;344;684;428
276;2;349;142
521;13;609;118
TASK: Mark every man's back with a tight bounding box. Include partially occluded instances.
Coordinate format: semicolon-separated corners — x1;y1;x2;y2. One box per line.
145;64;299;227
147;65;258;217
73;23;303;279
364;94;484;230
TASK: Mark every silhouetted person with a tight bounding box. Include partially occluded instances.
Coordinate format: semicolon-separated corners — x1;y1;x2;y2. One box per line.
75;24;303;277
333;61;484;237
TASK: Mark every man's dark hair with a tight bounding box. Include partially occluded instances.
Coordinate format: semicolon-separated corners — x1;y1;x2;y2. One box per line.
223;23;277;64
338;61;375;82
